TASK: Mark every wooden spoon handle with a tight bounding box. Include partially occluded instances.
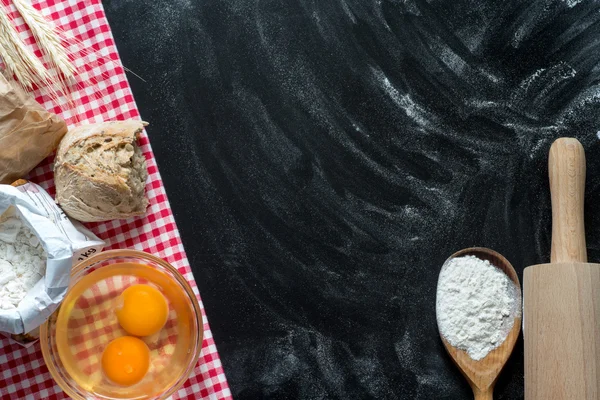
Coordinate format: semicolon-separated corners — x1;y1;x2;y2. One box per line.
549;138;587;263
472;387;493;400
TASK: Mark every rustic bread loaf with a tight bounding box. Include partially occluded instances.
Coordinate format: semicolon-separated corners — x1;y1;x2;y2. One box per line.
54;120;149;222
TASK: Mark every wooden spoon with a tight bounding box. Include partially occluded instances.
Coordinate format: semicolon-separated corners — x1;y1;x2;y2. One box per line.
436;247;522;400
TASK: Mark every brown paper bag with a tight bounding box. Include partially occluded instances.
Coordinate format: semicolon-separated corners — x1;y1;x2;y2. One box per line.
0;72;67;184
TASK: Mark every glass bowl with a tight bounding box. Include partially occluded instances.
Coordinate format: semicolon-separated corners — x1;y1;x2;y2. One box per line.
40;250;203;399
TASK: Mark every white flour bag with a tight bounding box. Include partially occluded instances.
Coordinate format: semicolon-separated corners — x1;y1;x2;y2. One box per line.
0;181;104;334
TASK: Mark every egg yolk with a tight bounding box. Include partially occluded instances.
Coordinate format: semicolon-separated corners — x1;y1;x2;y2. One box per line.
117;284;168;337
102;336;150;386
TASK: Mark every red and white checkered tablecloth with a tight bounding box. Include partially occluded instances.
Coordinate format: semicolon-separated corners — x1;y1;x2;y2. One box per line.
0;0;232;399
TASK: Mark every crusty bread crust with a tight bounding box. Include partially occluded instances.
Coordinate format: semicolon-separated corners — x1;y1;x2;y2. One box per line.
54;121;149;222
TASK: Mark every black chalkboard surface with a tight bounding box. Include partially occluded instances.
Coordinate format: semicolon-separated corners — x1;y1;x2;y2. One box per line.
104;0;600;398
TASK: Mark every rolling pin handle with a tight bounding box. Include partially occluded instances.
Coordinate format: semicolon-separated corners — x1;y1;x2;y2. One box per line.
548;138;587;263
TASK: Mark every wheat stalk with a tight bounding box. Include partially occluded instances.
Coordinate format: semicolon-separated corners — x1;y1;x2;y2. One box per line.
11;0;76;83
0;8;51;89
0;1;144;124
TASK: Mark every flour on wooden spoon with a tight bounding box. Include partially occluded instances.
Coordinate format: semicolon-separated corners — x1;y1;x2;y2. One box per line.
436;255;518;360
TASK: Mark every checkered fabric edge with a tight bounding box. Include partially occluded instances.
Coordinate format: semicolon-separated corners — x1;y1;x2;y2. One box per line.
0;0;231;399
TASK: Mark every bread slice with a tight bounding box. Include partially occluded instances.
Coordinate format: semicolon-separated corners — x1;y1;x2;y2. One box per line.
54;121;149;222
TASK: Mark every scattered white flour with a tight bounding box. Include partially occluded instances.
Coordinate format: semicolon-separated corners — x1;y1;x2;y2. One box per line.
564;0;583;8
0;216;46;310
436;255;518;360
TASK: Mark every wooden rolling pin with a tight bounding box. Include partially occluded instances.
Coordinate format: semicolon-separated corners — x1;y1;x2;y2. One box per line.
523;138;599;399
